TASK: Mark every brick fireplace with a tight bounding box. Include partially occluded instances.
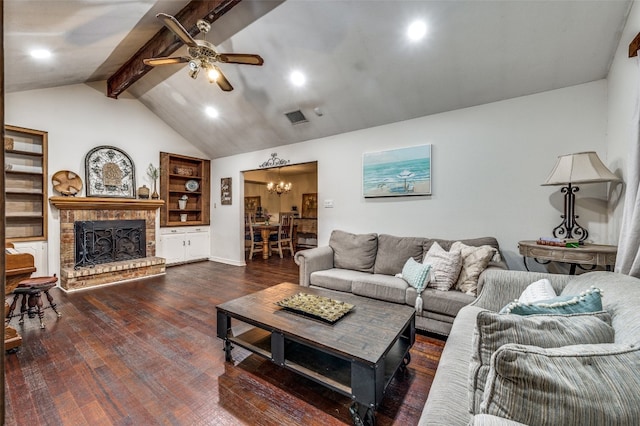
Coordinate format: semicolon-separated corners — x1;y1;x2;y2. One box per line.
50;197;166;291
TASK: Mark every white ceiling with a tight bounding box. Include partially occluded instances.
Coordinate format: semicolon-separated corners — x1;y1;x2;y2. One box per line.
4;0;633;159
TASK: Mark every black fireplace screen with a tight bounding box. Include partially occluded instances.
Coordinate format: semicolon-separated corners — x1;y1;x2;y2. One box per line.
74;220;146;269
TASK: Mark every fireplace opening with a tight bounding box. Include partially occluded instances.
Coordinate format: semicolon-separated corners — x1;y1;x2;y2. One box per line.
74;220;146;269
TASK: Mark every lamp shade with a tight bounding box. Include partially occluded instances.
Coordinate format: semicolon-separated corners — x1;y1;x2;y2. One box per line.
542;151;620;186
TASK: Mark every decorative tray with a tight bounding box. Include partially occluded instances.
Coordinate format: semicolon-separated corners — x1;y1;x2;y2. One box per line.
275;292;354;324
52;170;83;196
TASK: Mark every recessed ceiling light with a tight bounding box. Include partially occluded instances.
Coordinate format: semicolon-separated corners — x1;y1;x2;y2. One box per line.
205;106;219;118
407;20;427;42
30;49;52;59
290;70;306;87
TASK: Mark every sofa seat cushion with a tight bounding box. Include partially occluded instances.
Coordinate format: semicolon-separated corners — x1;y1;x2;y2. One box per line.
480;343;640;425
407;287;475;318
309;268;370;292
352;274;408;304
329;230;378;273
374;234;428;275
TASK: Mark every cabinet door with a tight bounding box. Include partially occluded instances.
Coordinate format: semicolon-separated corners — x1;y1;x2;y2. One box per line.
185;230;210;261
11;241;48;275
160;233;187;265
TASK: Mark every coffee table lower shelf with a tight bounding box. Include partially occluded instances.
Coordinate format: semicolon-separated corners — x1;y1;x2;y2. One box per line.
217;314;414;426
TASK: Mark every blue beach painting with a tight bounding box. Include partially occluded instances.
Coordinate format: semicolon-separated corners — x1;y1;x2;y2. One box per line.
362;145;431;198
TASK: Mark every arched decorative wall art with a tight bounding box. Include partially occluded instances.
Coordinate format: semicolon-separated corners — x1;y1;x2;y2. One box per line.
85;145;136;198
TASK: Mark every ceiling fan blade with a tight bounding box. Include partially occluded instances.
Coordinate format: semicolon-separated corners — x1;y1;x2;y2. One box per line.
212;65;234;91
156;13;198;48
217;53;264;66
143;56;190;66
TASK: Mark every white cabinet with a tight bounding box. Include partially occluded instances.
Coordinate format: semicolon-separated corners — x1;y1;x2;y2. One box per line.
159;227;210;265
11;241;48;275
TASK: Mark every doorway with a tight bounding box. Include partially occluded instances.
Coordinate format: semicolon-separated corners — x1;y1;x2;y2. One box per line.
243;161;318;261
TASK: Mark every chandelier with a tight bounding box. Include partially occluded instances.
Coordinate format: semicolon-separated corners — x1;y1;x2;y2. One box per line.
267;169;292;195
267;180;292;195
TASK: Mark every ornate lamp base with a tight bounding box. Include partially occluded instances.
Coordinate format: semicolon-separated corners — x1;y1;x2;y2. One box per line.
552;183;588;243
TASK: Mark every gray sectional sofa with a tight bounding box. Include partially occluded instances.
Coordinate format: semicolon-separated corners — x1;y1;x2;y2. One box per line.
294;230;507;335
421;269;640;425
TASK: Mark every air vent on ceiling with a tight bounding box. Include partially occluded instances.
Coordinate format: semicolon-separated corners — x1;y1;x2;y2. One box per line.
285;110;308;125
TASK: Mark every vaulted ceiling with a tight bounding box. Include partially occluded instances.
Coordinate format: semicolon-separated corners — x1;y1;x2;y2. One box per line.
4;0;633;159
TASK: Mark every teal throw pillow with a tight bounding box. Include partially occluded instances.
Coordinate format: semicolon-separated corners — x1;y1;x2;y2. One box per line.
401;257;431;293
502;286;603;316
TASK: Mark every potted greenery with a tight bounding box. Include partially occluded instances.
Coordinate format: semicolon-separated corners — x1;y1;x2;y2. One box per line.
147;163;160;199
178;194;188;210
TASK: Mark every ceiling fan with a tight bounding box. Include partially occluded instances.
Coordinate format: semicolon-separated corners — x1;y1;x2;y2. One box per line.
143;13;264;92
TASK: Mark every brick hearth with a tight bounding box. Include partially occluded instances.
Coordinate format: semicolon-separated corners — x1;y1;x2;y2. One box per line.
50;197;166;291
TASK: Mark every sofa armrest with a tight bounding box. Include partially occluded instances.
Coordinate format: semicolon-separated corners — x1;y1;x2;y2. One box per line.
471;270;571;311
294;246;335;287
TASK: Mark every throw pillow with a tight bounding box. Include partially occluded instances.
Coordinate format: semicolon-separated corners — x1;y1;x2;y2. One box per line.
450;241;497;295
401;257;431;292
517;278;556;304
373;234;426;275
401;258;431;314
422;242;462;291
468;310;614;415
501;286;603;316
480;343;640;425
329;230;378;273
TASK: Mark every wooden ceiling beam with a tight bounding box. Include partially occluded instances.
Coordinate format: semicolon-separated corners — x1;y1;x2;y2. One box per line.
107;0;242;99
629;32;640;58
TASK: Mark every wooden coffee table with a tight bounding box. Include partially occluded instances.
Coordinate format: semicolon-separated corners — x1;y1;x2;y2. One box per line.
216;282;416;426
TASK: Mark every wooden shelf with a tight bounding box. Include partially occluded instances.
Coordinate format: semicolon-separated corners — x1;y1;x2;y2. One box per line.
160;152;210;227
4;125;48;242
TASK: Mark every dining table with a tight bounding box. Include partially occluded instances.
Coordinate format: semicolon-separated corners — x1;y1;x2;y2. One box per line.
251;223;280;259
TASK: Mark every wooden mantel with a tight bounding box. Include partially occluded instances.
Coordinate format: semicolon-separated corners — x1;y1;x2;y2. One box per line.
49;196;164;210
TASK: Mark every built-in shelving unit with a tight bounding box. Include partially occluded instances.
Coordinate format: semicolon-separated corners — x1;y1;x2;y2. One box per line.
159;152;210;227
4;125;48;242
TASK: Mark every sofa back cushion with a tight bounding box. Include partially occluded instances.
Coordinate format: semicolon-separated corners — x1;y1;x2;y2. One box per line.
374;234;427;275
329;230;378;273
562;271;640;346
480;343;640;425
469;310;614;415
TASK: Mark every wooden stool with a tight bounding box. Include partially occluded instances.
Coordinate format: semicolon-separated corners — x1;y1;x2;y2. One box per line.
6;275;61;329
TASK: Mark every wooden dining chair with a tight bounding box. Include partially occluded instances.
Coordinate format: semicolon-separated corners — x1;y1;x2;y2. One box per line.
270;213;295;258
245;213;264;259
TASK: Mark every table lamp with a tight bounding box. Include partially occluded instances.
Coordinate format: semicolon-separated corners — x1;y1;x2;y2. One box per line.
541;151;619;243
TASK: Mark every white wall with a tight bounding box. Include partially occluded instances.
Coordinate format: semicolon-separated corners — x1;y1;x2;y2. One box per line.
5;82;207;275
211;81;609;269
606;1;640;243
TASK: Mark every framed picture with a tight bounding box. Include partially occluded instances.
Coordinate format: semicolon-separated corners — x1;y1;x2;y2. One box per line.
85;146;136;198
244;196;261;213
221;177;232;205
362;144;432;198
302;193;317;218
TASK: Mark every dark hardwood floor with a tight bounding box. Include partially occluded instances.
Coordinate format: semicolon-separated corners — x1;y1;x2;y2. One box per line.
5;255;445;425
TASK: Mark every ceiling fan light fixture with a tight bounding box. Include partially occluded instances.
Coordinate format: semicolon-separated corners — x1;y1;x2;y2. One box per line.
188;67;200;79
206;65;221;83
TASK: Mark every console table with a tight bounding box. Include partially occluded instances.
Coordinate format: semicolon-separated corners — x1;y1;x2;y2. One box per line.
518;240;617;275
